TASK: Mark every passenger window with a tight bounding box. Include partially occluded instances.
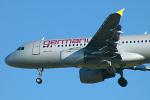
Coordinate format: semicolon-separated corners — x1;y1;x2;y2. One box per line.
84;44;86;46
76;44;78;46
58;45;60;47
134;41;136;43
62;45;63;47
141;40;143;43
126;41;128;43
65;45;67;47
137;40;139;43
73;44;74;46
69;44;71;47
80;44;82;46
122;41;124;44
130;41;132;43
145;40;147;42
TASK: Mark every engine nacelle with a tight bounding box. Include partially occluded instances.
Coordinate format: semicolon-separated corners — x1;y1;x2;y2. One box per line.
79;69;115;84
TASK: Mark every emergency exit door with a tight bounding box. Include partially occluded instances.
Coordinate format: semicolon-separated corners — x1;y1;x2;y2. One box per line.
32;41;41;55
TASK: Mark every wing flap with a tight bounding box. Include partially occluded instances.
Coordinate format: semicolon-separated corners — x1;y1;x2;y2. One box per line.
86;9;125;49
85;9;125;63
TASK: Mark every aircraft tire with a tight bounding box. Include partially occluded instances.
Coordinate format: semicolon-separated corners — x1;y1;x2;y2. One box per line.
36;78;42;84
118;77;127;87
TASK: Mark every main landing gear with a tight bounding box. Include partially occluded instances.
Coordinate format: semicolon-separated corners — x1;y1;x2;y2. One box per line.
117;69;128;87
36;68;43;84
106;65;128;87
118;77;127;87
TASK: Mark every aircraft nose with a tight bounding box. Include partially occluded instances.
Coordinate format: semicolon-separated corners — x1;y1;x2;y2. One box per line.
5;54;13;66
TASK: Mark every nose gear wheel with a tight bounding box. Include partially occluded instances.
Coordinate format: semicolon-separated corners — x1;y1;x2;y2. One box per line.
36;68;43;84
36;78;42;84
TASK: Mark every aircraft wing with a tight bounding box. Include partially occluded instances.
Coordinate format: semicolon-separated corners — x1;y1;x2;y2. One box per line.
126;65;150;71
86;8;125;59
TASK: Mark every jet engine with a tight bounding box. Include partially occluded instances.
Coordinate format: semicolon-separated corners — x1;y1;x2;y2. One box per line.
79;68;115;83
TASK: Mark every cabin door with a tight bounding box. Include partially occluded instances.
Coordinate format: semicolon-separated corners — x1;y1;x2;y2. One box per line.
32;41;41;55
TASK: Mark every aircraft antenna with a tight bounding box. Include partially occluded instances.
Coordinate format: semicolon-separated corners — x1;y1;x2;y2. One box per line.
144;31;147;34
42;37;45;40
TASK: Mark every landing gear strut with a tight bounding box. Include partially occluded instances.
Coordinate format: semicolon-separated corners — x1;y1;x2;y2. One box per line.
117;69;128;87
36;68;43;84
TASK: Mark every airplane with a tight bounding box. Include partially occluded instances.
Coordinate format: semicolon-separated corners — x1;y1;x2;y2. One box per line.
5;8;150;87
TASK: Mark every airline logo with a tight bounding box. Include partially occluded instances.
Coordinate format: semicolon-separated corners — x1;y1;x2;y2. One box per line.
43;38;90;47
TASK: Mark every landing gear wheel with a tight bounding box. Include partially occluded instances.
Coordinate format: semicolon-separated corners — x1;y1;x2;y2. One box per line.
118;77;127;87
36;68;43;84
106;66;116;75
36;78;42;84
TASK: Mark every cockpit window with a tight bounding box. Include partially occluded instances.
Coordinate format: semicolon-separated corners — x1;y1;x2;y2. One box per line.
17;47;25;51
21;47;24;50
17;47;21;51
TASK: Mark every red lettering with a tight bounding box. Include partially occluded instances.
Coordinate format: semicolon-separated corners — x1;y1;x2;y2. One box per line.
57;40;64;44
51;40;57;45
79;38;86;43
64;39;72;44
43;38;90;46
72;39;79;43
87;38;89;43
118;37;120;41
43;41;50;47
57;39;72;44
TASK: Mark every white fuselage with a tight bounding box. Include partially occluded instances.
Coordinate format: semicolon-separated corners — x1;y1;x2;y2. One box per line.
5;34;150;69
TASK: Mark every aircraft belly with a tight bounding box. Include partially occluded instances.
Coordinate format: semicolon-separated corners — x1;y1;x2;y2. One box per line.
78;60;142;69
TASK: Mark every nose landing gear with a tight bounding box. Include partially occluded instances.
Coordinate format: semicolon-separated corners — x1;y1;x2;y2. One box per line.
36;68;43;84
36;78;42;84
